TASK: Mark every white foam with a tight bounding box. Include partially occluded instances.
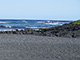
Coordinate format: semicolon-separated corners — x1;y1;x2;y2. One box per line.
5;26;12;28
37;21;44;23
22;21;27;23
0;29;14;31
45;22;60;25
26;26;38;28
0;21;8;23
37;21;62;25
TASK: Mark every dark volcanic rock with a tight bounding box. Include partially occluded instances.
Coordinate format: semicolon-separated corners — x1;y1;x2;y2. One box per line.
38;23;80;38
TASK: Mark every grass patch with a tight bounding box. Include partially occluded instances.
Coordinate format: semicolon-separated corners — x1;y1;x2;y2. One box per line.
73;20;80;24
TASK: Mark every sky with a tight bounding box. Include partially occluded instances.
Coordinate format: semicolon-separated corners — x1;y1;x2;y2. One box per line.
0;0;80;20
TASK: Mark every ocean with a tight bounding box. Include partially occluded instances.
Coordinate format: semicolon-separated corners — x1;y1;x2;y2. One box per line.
0;19;72;31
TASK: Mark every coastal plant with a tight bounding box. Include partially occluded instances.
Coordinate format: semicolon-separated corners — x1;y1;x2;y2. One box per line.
73;20;80;24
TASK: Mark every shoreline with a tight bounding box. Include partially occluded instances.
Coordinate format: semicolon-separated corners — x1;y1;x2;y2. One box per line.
0;23;80;38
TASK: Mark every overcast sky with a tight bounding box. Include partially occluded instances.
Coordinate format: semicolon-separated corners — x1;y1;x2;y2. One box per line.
0;0;80;20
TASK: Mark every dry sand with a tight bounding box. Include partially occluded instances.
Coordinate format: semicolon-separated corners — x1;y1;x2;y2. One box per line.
0;34;80;60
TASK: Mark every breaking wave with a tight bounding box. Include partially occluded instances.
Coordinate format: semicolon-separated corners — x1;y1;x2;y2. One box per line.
0;20;72;31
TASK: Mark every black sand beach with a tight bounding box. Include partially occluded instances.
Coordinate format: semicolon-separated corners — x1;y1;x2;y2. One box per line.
0;34;80;60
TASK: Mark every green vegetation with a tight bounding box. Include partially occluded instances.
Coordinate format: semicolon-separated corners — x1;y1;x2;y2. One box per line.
73;20;80;24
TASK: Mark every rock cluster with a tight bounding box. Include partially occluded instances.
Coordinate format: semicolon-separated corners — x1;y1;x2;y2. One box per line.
39;23;80;38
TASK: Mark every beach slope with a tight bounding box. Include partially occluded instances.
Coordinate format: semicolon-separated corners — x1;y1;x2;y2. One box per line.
0;34;80;60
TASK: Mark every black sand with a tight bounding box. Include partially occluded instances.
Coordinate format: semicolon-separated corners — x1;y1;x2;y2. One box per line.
0;34;80;60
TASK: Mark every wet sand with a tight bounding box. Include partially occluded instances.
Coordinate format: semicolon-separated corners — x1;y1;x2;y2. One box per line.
0;34;80;60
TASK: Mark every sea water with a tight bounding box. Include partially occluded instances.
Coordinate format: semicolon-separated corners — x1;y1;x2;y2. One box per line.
0;19;72;31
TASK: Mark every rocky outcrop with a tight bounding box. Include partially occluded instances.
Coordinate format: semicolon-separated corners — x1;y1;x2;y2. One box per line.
39;23;80;38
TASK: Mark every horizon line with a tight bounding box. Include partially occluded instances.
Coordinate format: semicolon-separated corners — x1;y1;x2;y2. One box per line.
0;18;79;21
